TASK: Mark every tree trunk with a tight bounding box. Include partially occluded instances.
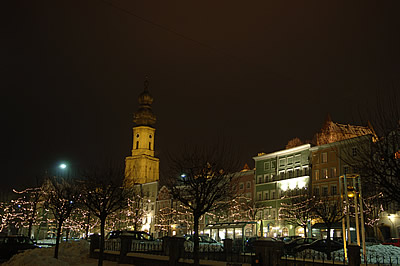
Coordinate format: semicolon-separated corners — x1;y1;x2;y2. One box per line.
98;217;106;266
28;204;37;239
54;219;63;259
85;212;90;240
303;224;308;238
193;214;200;266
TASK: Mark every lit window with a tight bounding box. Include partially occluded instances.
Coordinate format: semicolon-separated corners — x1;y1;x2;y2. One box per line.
330;167;337;178
314;170;320;180
321;152;328;163
322;168;328;178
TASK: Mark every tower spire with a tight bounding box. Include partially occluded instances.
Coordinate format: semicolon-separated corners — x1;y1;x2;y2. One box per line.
133;79;156;126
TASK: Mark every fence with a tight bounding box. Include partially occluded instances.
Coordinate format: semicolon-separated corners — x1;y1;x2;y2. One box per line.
90;235;254;265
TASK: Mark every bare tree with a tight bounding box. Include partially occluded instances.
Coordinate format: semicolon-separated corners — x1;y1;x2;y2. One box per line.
80;162;133;266
279;192;314;237
43;176;79;259
12;182;45;239
311;196;345;260
164;143;240;265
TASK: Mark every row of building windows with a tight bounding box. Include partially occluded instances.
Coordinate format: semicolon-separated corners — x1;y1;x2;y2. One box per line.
256;187;307;201
257;167;309;184
257;208;277;220
263;154;306;171
239;182;252;190
313;184;338;196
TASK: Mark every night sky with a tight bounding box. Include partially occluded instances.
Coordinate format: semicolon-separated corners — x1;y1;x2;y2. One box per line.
3;1;400;191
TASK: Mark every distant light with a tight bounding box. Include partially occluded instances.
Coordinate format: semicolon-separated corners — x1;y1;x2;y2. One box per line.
59;164;67;169
181;174;186;178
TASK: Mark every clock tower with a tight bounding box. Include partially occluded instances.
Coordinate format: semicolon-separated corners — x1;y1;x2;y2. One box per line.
125;81;159;186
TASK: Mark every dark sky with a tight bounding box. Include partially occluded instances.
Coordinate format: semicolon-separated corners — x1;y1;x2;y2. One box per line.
2;0;400;191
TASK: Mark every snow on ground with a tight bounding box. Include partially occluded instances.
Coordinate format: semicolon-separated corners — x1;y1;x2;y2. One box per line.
332;244;400;263
2;240;129;266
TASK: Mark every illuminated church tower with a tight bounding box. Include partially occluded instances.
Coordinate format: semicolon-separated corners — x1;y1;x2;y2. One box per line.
125;81;159;186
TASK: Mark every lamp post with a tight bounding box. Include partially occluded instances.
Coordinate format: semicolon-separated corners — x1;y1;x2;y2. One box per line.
339;174;366;262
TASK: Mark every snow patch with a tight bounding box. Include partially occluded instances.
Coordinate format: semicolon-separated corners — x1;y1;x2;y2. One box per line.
2;240;123;266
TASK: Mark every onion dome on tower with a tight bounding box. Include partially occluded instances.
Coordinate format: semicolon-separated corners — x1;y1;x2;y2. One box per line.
133;80;156;126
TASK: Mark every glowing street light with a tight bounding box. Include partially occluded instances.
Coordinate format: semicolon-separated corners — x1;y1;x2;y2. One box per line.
59;163;67;169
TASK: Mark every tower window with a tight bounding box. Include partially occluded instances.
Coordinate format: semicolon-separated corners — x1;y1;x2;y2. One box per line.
149;142;151;150
136;134;140;138
149;135;152;138
136;141;139;149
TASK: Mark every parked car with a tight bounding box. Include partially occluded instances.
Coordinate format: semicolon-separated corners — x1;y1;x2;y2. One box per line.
284;237;316;255
106;230;154;241
0;235;39;260
383;238;400;247
184;235;223;252
277;236;302;243
296;239;343;253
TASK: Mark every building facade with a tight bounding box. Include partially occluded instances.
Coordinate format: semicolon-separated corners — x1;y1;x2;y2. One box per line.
253;144;311;237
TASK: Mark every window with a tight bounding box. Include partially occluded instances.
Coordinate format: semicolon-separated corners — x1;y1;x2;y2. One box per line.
264;162;270;170
270;174;275;181
303;167;308;176
352;147;358;157
344;166;350;175
258;175;263;184
271;161;276;169
322;168;328;178
313;154;320;164
314;187;320;196
257;192;262;201
322;186;328;196
271;209;276;219
331;185;337;195
136;141;139;149
246;181;251;189
330;167;337;178
288;170;293;178
314;170;320;180
264;174;269;183
279;171;285;180
295;154;301;163
264;209;269;219
279;158;286;167
149;142;151;150
295;168;301;177
271;190;276;200
287;156;293;165
239;183;244;190
264;191;269;200
321;152;328;163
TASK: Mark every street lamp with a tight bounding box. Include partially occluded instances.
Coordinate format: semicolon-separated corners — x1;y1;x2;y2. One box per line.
59;163;67;169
